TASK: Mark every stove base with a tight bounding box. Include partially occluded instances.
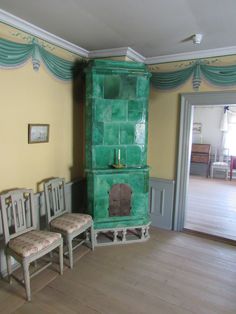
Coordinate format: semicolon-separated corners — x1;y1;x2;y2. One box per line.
94;223;150;247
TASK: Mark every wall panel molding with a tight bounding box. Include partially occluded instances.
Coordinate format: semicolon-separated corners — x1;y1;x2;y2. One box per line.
149;177;175;230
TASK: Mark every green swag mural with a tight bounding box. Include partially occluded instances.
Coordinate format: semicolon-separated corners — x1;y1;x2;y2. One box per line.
151;60;236;90
2;37;236;88
0;37;74;80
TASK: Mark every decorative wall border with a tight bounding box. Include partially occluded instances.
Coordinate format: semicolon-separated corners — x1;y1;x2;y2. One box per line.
2;8;236;88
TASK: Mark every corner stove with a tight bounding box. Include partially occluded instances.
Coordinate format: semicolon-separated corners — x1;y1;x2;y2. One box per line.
85;60;151;246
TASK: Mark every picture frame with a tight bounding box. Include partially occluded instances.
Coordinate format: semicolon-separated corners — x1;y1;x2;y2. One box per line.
28;124;49;143
192;122;202;134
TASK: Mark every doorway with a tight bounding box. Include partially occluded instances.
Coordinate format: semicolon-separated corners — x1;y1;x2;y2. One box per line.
184;105;236;240
174;91;236;237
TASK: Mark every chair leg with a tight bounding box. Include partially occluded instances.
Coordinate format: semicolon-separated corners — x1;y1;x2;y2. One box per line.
23;262;31;301
59;242;63;275
210;167;213;178
90;225;95;251
67;239;73;269
6;254;12;284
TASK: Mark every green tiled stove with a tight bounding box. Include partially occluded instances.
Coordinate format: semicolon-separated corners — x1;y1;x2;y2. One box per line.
85;59;151;246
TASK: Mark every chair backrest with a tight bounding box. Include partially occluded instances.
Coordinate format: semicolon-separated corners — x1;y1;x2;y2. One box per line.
214;147;230;163
44;178;68;223
0;189;36;244
230;156;236;170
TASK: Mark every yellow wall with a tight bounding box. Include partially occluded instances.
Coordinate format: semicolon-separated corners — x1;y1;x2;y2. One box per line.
0;62;78;192
2;22;236;190
0;23;83;192
148;57;236;180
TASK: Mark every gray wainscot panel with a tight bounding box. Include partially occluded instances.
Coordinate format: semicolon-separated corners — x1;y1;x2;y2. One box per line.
149;177;175;230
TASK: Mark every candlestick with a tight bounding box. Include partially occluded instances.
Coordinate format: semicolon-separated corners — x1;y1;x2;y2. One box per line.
118;149;121;164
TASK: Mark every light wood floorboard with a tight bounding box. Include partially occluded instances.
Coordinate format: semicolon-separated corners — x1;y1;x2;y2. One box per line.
1;228;236;314
185;176;236;241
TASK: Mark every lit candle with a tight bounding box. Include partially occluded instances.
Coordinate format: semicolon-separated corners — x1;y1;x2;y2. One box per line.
118;149;121;164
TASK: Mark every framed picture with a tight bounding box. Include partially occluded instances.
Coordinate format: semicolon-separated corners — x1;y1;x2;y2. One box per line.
28;124;49;143
192;122;202;134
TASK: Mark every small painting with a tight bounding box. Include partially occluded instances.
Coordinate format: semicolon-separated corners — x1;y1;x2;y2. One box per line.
28;124;49;143
192;122;202;134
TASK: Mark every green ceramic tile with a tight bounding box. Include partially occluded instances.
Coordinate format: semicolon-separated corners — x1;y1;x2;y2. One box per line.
129;174;145;193
104;75;121;99
94;197;109;218
128;100;144;112
136;76;150;98
93;74;104;97
132;194;148;214
135;123;146;145
111;100;127;121
128;110;143;122
120;123;135;144
126;146;142;166
94;146;115;168
92;122;104;145
119;75;137;99
103;123;120;145
95;100;112;122
95;177;110;198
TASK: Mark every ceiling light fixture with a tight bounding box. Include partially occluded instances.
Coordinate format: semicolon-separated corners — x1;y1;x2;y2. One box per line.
192;33;203;44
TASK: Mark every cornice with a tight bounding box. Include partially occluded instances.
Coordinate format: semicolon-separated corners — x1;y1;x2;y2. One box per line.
1;8;236;64
126;47;145;62
0;9;89;57
88;47;145;62
145;46;236;64
88;47;128;59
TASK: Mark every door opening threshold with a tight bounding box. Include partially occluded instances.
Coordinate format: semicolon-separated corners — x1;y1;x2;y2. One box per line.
183;228;236;246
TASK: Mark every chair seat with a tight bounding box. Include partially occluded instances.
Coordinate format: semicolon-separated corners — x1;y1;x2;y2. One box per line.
212;161;229;168
50;213;92;235
9;230;61;258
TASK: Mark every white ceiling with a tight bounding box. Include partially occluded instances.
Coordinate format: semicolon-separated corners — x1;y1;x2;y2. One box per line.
1;0;236;61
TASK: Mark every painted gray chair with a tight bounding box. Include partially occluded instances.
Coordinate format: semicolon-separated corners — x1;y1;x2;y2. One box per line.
0;189;63;301
44;178;94;269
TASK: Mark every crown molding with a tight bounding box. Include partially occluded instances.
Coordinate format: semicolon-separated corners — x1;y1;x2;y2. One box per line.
126;47;145;62
89;47;145;62
1;8;236;65
145;46;236;64
0;9;89;57
88;47;128;59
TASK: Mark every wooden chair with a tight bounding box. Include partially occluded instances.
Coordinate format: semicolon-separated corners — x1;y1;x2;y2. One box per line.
44;178;94;269
0;189;63;301
230;156;236;180
210;148;230;179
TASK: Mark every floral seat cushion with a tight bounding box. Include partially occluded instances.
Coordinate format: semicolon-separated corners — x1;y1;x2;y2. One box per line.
9;230;61;258
50;213;92;234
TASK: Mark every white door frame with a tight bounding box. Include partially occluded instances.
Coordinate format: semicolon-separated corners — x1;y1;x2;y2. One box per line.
174;90;236;231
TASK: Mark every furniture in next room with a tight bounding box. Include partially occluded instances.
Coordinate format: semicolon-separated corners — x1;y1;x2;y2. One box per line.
44;177;94;269
190;144;211;177
230;156;236;180
210;148;230;179
0;189;63;301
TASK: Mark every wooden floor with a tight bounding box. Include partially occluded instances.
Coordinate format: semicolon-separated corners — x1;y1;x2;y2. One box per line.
1;228;236;314
185;176;236;241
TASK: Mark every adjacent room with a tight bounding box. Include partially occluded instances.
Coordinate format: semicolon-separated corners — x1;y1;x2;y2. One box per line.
0;1;236;313
185;105;236;241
